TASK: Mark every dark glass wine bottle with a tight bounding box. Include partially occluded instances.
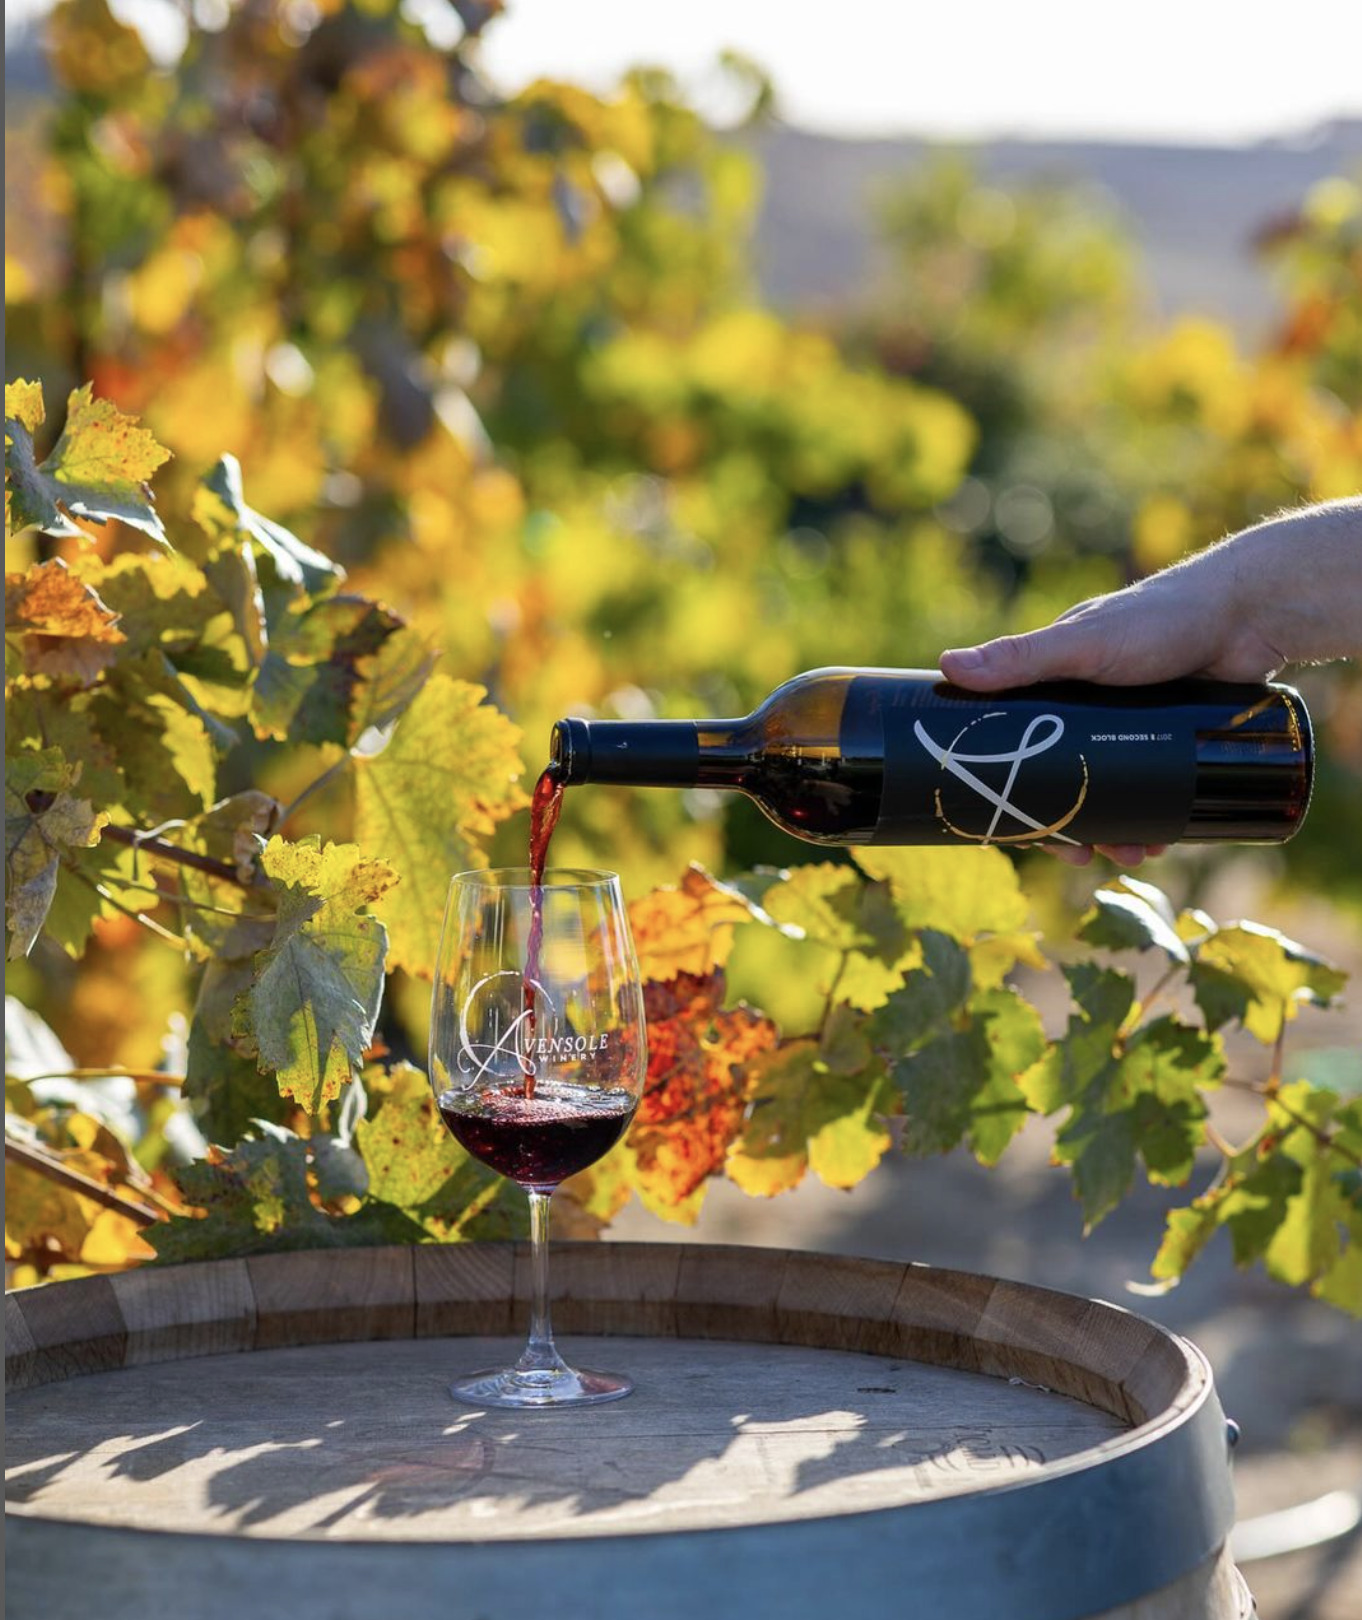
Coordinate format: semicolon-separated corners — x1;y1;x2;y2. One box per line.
550;668;1313;848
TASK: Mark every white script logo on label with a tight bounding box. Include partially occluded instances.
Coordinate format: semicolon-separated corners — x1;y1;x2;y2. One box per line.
457;969;609;1081
913;712;1087;844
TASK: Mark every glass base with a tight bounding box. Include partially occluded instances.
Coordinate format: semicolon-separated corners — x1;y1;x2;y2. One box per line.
450;1364;633;1409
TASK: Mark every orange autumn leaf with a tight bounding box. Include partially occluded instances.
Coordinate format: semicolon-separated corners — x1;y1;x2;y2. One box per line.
6;559;127;639
628;863;766;985
6;557;127;682
628;969;778;1205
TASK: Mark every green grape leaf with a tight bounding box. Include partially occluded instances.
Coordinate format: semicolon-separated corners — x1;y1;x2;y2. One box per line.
149;1124;428;1263
1053;1107;1138;1232
194;454;342;599
5;748;106;958
762;863;877;952
1191;922;1347;1043
866;929;971;1055
250;596;406;746
43;838;146;958
6;383;171;543
87;655;221;823
1018;964;1135;1114
1079;876;1189;964
969;986;1047;1165
1042;1015;1218;1230
352;676;528;977
246;837;399;1112
888;985;1042;1165
184;959;289;1145
761;864;913;1010
726;1038;892;1196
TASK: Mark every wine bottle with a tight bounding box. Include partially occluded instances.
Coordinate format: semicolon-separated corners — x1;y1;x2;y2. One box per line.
550;668;1313;848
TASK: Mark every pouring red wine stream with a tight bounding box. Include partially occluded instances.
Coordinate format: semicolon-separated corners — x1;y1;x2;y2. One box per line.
522;763;567;1100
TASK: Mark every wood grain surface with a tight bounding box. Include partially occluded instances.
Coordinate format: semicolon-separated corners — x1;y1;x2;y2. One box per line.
4;1245;1247;1620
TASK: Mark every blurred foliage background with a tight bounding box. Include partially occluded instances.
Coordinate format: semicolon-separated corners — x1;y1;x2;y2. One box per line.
6;0;1361;1094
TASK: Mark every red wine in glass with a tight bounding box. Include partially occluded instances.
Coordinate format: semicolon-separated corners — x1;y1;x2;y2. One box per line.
438;1080;635;1190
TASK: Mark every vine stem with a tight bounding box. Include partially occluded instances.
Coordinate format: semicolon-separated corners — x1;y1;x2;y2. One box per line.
8;1067;185;1088
1131;960;1185;1023
1222;1076;1362;1170
4;1135;162;1226
817;951;852;1042
278;754;353;827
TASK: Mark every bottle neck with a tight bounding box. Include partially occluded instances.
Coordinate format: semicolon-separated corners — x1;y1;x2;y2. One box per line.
551;718;752;788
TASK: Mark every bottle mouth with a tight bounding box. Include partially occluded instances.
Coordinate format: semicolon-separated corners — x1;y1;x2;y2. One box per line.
550;719;589;785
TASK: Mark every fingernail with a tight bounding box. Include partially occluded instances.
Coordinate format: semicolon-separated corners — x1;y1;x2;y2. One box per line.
945;647;984;671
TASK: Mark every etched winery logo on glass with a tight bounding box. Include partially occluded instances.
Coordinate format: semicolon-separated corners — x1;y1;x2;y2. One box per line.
912;711;1088;845
457;969;610;1081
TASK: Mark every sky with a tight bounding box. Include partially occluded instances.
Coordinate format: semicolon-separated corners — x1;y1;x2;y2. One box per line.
477;0;1362;145
5;0;1361;145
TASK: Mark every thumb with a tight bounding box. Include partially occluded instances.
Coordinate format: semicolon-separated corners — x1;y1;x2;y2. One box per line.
940;618;1108;692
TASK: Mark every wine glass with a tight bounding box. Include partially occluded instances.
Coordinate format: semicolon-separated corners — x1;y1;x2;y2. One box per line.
429;867;646;1408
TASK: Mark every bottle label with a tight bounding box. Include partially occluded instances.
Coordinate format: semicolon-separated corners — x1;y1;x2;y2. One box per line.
858;679;1196;846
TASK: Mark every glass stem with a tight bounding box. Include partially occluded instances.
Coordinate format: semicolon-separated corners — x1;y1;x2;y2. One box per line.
517;1189;565;1375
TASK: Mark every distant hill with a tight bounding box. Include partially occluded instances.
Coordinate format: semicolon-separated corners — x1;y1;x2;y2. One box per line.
741;120;1362;337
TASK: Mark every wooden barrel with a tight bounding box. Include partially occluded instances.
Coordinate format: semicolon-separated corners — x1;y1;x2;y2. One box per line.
5;1243;1251;1620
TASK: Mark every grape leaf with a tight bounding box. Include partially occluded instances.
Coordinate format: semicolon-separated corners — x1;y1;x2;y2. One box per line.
245;836;398;1112
1046;1017;1219;1230
149;1124;428;1263
355;1062;509;1236
968;987;1047;1165
628;861;769;984
726;1037;893;1196
761;863;912;1010
250;596;406;746
630;968;778;1211
5;559;127;683
853;844;1028;938
886;986;1042;1167
184;959;289;1144
5;748;107;958
352;675;528;977
1017;964;1135;1114
1191;922;1347;1043
866;929;971;1055
1079;876;1190;964
5;383;170;543
6;380;45;434
348;626;441;748
194;454;342;598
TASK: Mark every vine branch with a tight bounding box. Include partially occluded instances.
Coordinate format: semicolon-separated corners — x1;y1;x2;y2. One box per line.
5;1134;162;1226
101;823;253;887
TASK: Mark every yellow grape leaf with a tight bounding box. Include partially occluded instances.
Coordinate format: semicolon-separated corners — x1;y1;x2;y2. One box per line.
7;384;171;543
853;845;1029;939
627;862;767;984
352;675;528;977
726;1038;893;1197
5;748;106;958
5;379;45;433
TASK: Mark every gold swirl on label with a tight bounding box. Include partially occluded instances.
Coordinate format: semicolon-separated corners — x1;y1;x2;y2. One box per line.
914;712;1088;845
